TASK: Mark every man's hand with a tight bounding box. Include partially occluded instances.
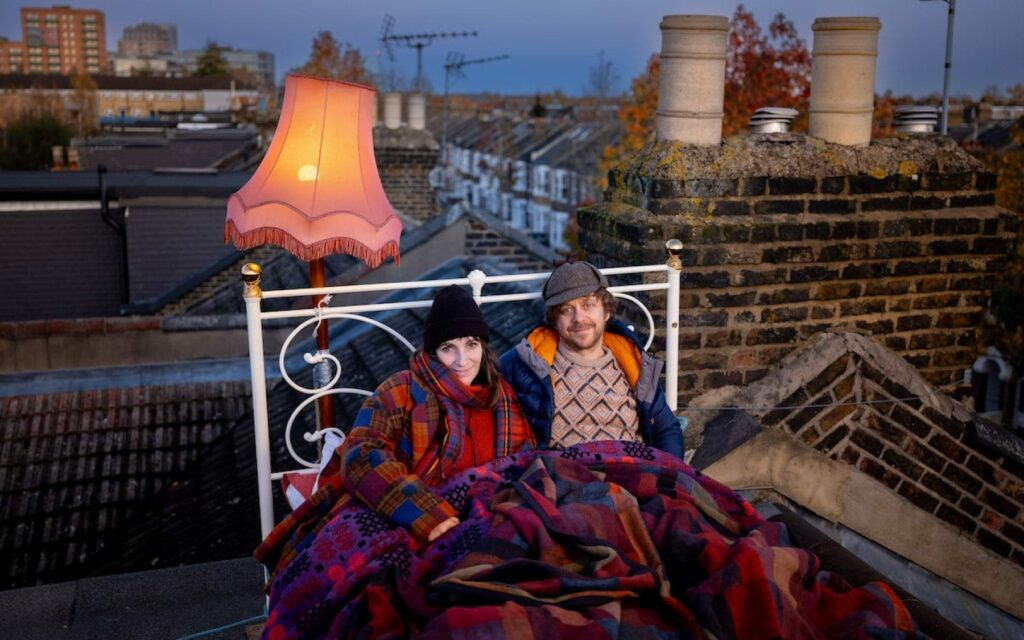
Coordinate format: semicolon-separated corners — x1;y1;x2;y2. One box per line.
427;516;460;542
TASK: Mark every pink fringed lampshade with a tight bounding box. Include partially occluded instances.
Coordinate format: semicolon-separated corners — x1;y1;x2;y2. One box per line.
225;75;401;267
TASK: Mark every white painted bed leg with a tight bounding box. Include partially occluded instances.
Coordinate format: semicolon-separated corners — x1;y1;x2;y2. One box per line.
243;263;275;541
665;239;684;412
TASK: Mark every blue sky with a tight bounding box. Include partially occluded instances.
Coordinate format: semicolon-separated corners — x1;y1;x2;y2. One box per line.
3;1;1022;97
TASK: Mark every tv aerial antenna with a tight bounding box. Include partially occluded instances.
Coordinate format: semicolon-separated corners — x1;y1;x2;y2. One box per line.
441;52;509;163
379;14;477;92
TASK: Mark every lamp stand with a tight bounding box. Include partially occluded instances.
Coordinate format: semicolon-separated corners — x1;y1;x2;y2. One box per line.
310;257;335;430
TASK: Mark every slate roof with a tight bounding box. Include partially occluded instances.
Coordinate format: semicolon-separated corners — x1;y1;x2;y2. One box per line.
0;381;255;589
0;169;249;201
0;255;545;590
0;73;257;92
73;128;260;171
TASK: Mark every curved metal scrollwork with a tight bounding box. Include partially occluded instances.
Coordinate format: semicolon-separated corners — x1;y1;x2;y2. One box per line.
277;312;419;468
611;292;656;351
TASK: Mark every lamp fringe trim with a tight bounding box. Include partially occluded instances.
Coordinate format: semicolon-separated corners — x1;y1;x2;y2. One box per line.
224;221;400;268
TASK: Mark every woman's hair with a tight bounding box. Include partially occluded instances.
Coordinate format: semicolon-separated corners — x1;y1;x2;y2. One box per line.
544;289;618;327
425;339;503;408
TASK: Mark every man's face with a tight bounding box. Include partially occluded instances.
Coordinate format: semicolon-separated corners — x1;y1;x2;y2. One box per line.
553;293;610;357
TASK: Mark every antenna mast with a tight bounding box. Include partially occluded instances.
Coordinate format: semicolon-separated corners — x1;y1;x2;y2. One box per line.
379;14;477;92
442;53;510;163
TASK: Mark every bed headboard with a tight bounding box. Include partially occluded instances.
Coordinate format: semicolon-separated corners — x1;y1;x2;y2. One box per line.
240;240;684;540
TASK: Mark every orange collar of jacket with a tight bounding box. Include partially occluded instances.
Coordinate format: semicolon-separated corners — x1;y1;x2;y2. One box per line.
526;325;641;386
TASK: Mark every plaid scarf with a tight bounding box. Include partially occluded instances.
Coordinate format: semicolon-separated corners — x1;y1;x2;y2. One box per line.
410;350;533;481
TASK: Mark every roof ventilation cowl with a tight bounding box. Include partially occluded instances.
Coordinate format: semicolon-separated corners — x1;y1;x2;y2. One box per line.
749;107;799;134
893;105;939;134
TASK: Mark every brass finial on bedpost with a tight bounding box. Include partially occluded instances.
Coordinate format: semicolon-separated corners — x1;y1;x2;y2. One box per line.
242;262;262;298
665;239;684;271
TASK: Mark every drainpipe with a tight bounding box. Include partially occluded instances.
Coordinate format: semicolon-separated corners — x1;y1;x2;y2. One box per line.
808;17;882;146
97;164;130;307
655;15;729;146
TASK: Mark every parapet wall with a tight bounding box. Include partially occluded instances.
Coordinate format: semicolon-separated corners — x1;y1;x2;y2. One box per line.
579;134;1019;403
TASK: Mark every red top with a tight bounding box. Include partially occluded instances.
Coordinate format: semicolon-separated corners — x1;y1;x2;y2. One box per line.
453;386;496;473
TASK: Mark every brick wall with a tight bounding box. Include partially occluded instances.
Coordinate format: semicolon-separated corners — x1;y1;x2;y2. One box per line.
762;348;1024;569
579;134;1020;404
374;127;440;223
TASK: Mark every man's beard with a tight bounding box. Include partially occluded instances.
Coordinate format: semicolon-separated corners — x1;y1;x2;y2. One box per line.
564;321;603;351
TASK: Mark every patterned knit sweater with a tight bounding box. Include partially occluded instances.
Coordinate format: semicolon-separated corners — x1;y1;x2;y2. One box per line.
549;343;640;449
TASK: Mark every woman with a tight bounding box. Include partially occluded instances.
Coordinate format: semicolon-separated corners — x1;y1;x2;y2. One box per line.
338;285;535;543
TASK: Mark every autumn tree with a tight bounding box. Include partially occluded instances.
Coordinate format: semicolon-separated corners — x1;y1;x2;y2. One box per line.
69;70;98;136
195;41;230;77
598;54;658;186
723;5;811;135
292;31;374;86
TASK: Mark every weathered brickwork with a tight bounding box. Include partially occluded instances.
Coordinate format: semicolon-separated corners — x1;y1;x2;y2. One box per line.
759;350;1024;568
579;134;1020;404
373;127;440;222
464;219;551;273
376;147;439;222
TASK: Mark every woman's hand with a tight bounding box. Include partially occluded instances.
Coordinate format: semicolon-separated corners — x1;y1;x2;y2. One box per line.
426;516;460;542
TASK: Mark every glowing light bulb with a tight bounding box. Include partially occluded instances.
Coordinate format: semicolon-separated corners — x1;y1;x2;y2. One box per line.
297;164;318;182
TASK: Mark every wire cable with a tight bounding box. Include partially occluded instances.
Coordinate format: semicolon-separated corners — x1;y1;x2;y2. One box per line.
174;614;267;640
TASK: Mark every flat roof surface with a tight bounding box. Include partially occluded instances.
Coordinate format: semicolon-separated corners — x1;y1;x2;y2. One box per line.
0;558;265;640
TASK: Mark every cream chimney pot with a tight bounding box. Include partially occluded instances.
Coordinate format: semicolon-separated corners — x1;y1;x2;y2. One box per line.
408;94;426;130
655;15;729;146
383;92;402;129
808;17;882;146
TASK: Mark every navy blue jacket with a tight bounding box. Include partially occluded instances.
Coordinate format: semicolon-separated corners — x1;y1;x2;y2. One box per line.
499;319;683;459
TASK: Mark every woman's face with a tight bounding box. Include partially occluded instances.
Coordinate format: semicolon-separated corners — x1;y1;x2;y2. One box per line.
435;336;483;386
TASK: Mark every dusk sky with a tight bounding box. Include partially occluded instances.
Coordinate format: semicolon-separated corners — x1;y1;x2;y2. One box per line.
3;1;1022;98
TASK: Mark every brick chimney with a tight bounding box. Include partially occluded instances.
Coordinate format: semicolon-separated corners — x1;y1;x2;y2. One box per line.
374;93;440;222
579;20;1016;406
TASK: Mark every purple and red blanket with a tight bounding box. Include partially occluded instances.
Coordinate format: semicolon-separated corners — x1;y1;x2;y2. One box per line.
255;441;924;639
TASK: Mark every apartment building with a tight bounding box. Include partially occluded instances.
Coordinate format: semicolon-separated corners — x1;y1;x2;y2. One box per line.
117;22;177;56
0;38;25;73
0;5;108;75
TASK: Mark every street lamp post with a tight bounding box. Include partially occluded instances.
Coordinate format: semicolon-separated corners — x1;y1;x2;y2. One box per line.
922;0;956;135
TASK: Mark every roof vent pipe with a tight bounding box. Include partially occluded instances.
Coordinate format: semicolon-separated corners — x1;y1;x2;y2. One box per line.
408;93;426;130
383;92;402;129
749;107;799;134
655;15;729;146
808;17;881;146
893;105;939;133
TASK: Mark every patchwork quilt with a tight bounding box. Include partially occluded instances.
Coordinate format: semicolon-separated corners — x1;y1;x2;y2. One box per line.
255;441;924;639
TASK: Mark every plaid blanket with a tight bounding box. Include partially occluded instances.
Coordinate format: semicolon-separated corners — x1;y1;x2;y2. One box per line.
257;441;925;639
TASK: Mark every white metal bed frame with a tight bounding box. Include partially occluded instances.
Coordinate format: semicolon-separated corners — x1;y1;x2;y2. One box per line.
241;240;684;540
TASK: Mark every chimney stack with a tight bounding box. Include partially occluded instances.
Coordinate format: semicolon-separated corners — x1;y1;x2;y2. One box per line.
407;93;426;130
808;17;881;146
383;92;402;129
655;15;729;146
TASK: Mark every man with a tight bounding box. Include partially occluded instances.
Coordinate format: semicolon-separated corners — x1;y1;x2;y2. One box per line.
500;260;683;459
